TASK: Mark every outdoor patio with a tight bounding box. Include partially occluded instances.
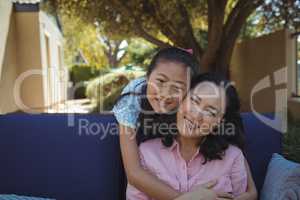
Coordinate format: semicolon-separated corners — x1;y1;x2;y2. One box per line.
0;0;299;199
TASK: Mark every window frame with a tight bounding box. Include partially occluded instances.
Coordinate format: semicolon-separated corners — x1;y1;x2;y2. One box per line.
296;34;300;96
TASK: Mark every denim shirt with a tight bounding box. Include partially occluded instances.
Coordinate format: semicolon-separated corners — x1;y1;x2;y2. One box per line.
112;77;146;129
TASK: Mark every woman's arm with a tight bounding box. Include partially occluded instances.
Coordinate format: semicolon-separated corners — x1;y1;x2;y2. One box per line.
234;159;257;200
120;125;181;200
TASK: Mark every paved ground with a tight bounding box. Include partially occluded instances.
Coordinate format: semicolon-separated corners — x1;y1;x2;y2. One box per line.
47;98;96;113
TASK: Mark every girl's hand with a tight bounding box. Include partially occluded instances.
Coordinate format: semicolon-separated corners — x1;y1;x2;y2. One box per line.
175;180;234;200
196;180;234;200
234;192;257;200
175;180;217;200
217;192;234;199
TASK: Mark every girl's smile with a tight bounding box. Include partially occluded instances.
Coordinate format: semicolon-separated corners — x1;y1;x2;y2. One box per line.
146;61;190;113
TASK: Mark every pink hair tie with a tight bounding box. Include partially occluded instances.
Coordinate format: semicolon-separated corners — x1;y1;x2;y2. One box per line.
185;49;193;54
178;47;193;55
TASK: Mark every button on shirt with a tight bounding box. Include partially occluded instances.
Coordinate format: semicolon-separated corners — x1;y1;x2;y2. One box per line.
126;138;248;199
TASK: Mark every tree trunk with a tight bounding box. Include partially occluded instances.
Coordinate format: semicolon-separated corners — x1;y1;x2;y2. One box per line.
115;0;263;79
198;1;263;78
199;0;227;73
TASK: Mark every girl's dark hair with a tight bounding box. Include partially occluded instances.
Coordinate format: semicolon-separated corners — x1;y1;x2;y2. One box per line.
146;47;200;79
162;73;245;164
116;47;201;144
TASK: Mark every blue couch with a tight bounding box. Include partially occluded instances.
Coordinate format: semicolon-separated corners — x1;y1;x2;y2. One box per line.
0;113;282;200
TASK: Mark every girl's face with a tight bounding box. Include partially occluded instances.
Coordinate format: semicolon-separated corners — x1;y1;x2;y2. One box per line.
176;81;226;138
146;61;190;113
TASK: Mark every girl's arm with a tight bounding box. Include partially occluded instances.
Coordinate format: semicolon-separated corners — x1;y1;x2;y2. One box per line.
230;151;248;197
234;160;257;200
120;125;181;200
126;183;150;200
120;125;237;200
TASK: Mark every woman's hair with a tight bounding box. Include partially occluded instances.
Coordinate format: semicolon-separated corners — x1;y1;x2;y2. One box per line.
116;47;201;144
162;73;245;164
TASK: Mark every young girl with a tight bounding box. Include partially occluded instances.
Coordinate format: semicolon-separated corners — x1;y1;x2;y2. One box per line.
127;73;248;199
113;48;257;199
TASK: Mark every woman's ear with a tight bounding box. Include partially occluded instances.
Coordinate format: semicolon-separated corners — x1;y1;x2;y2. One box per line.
211;118;223;135
216;117;223;125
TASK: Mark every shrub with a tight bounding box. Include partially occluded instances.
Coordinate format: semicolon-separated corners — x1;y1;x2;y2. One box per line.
69;64;109;98
283;121;300;163
86;71;145;111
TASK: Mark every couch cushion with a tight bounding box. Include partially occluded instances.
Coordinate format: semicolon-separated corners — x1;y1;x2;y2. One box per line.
242;113;282;193
0;113;125;200
260;153;300;200
0;113;282;199
0;194;54;200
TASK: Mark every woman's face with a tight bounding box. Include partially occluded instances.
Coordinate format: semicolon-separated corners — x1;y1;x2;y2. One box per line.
176;81;226;138
146;61;190;113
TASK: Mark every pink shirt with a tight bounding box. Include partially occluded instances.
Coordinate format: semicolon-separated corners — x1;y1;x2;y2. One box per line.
127;138;247;199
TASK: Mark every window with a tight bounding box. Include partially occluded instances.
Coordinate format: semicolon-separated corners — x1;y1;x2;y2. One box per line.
57;44;63;70
45;34;51;68
45;33;53;107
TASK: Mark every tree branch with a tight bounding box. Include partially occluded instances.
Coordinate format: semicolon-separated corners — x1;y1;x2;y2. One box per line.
135;28;172;48
113;40;122;59
223;0;263;38
291;30;300;37
176;0;203;56
216;0;264;74
112;0;172;48
118;50;128;65
147;0;182;45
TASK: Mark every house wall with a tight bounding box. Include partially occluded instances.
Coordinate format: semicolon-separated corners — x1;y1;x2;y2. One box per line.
39;11;67;108
0;4;67;114
14;11;45;112
231;29;298;120
0;10;19;114
0;0;13;80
